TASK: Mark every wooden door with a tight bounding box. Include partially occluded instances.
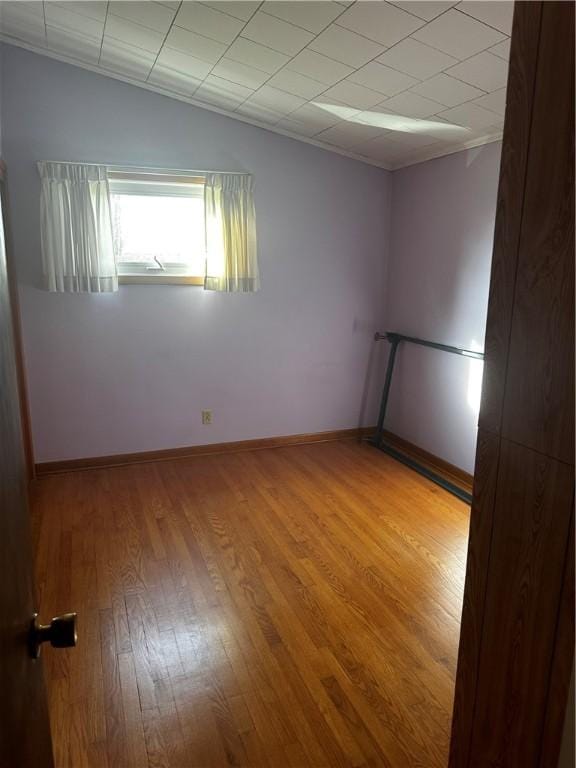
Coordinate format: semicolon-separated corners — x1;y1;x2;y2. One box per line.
0;166;54;766
449;2;575;767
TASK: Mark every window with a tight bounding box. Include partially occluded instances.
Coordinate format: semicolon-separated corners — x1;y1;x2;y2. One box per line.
109;172;206;284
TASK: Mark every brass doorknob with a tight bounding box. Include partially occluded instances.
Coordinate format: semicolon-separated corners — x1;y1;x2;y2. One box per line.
29;612;77;659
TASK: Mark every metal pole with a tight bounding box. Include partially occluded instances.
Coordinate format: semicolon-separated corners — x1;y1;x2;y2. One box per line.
374;331;484;360
370;330;479;504
373;334;400;447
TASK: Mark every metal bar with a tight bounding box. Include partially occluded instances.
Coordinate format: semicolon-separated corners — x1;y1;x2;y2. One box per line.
377;441;473;504
373;336;399;447
370;330;479;504
374;331;484;360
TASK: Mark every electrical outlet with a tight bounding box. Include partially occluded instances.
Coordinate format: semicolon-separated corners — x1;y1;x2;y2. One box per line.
202;410;213;425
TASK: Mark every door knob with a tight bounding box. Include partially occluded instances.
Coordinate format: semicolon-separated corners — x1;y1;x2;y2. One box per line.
29;612;77;659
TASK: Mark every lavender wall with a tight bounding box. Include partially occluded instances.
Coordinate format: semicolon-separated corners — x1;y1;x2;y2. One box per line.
385;143;501;473
2;45;391;463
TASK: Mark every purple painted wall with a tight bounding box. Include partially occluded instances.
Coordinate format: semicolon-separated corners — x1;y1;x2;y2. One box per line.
2;46;391;462
385;143;501;473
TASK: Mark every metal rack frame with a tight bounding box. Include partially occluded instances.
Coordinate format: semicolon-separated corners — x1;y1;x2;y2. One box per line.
371;331;484;504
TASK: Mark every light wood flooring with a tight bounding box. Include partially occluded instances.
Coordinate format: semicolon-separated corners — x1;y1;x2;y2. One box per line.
32;440;470;768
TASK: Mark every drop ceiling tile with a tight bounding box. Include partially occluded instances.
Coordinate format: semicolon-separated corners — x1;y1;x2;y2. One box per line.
174;2;244;44
410;73;484;107
165;26;227;65
46;26;101;64
489;39;511;61
275;116;326;138
438;101;500;130
201;2;260;22
287;102;342;130
155;47;213;79
1;1;43;18
194;75;253;109
211;57;270;89
261;2;344;34
336;2;424;47
267;69;326;99
108;2;175;33
316;121;386;149
236;101;284;125
487;115;504;130
457;1;514;34
414;115;472;140
227;37;290;74
348;62;418;97
1;0;512;171
309;25;384;68
349;108;465;139
147;65;202;96
100;38;156;79
472;87;507;115
249;85;306;114
379;130;441;149
241;12;314;56
353;135;406;164
53;2;107;23
378;91;443;118
105;15;165;54
0;2;46;44
376;38;458;80
286;49;353;86
390;2;458;21
321;80;384;110
312;96;362;121
411;9;505;60
45;3;104;40
446;51;507;91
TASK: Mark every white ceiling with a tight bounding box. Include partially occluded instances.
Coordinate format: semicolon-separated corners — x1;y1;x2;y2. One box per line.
0;0;513;169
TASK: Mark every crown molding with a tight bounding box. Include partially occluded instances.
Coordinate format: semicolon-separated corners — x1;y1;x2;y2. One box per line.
389;132;503;170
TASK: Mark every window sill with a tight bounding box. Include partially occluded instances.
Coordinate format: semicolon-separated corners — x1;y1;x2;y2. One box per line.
118;275;204;286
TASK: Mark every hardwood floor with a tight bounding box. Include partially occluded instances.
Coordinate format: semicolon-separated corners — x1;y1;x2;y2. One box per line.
32;440;470;768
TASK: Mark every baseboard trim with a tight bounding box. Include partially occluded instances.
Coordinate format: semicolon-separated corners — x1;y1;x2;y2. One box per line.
34;427;474;492
35;427;376;476
380;429;474;496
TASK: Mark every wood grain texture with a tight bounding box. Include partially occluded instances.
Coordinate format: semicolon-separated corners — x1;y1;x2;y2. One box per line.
448;429;500;768
0;164;35;479
0;169;53;766
450;3;575;766
501;0;575;464
468;440;574;767
478;1;543;436
35;427;375;475
32;441;470;768
538;511;575;768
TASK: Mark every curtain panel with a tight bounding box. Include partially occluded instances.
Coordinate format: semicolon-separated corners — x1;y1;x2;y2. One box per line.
204;173;259;292
38;162;117;293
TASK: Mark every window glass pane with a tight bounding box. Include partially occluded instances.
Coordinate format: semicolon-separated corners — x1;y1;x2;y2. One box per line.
111;192;205;275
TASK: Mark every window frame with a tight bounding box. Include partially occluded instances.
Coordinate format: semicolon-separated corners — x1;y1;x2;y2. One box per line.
108;171;206;286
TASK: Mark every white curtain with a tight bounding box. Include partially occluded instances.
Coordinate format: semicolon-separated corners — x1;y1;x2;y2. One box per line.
204;173;259;292
38;162;117;292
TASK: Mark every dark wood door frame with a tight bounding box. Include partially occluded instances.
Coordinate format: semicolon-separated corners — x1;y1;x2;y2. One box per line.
449;2;575;766
0;160;35;481
0;157;53;766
